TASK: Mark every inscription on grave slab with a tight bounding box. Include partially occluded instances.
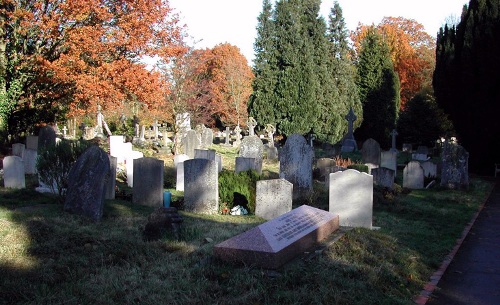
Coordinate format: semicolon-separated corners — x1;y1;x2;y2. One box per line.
213;205;339;269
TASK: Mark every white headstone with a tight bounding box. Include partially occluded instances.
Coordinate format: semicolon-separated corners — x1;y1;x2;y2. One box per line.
255;179;293;220
3;156;25;189
174;154;190;167
126;151;144;187
329;169;373;229
403;161;424;189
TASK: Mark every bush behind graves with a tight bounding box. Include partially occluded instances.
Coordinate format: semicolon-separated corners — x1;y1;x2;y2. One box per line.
36;139;94;201
347;163;369;173
218;169;261;214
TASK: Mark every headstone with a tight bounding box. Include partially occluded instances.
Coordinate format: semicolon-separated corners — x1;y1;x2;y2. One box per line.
152;120;160;139
195;149;221;172
176;161;185;192
213;205;339;269
365;163;379;175
12;143;25;158
421;161;437;178
264;123;276;148
380;151;397;176
64;146;109;220
174;154;190;167
361;138;381;165
109;135;125;162
440;142;469;189
390;129;398;152
184;159;219;214
2;156;25;189
279;134;313;199
247;117;257;136
235;157;258;174
223;126;231;146
201;128;213;149
239;136;264;174
329;169;373;228
372;167;395;189
140;125;146;141
105;156;117;200
182;129;201;158
26;135;38;150
316;158;336;179
412;153;428;161
132;157;164;207
233;125;242;147
37;126;56;152
403;161;424;189
125;151;144;187
255;179;293;220
23;149;38;174
341;107;358;152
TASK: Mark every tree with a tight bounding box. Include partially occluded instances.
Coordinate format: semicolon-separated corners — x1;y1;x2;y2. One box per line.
354;27;400;148
0;0;185;138
352;17;435;108
434;0;500;174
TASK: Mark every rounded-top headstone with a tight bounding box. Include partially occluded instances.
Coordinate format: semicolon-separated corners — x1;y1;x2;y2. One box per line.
361;138;381;165
37;126;56;152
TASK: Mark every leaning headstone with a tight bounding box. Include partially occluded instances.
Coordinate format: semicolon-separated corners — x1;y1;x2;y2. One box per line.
213;205;339;269
26;135;38;150
235;157;258;174
372;167;395;189
255;179;293;220
239;136;264;174
12;143;25;158
279;134;313;199
182;129;201;158
329;169;373;229
421;161;437;178
403;161;424;189
64;146;109;221
37;126;56;151
380;151;397;176
2;156;25;189
184;159;219;214
23;149;38;174
132;157;164;207
361;138;381;165
105;156;117;200
440;142;469;189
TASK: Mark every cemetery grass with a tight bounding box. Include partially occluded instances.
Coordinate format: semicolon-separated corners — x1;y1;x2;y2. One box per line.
0;173;495;305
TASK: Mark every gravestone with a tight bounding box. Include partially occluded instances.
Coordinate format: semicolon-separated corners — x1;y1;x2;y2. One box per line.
23;149;37;174
255;179;293;220
176;161;185;192
194;149;216;161
329;169;373;228
316;158;336;180
182;129;201;158
403;161;424;189
421;161;437;178
380;151;397;176
233;125;242;147
109;135;126;163
37;126;56;151
412;153;428;161
239;136;264;174
279;134;314;199
184;159;219;214
105;156;117;200
201;128;213;149
372;167;395;189
390;129;398;152
126;151;144;187
2;156;25;189
361;138;381;165
132;157;164;207
12;143;25;158
235;157;258;174
26;135;38;150
247;117;257;136
64;146;109;220
213;205;339;269
341;107;358;152
223;126;231;146
440;142;469;189
174;154;190;167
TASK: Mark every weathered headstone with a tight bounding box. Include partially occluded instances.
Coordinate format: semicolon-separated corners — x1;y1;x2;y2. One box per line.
390;129;398;152
132;157;164;207
421;161;437;178
279;134;314;199
329;169;373;228
255;179;293;220
440;142;469;189
12;143;25;158
372;167;395;189
182;129;201;158
105;156;117;200
239;135;264;174
235;157;258;174
361;138;381;165
184;159;219;214
2;156;25;189
403;161;424;189
380;150;397;176
233;125;242;147
247;117;257;136
64;146;109;220
223;126;231;146
194;149;216;161
37;126;56;151
213;205;339;269
341;107;358;152
201;128;214;149
23;149;37;174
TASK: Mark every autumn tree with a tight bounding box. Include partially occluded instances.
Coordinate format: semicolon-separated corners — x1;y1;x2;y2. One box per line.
354;27;400;148
0;0;185;138
352;17;435;108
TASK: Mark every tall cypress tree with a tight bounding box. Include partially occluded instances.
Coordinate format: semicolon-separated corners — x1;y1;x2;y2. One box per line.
355;27;400;148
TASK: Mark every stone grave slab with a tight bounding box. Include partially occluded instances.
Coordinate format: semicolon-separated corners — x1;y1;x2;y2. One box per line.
23;149;37;174
440;142;469;189
184;159;219;214
105;156;117;200
372;167;395;189
279;134;313;199
255;179;293;220
213;205;339;269
3;156;25;189
12;143;25;158
132;157;164;207
235;157;258;174
381;151;397;176
403;161;424;189
361;138;381;165
421;161;437;178
125;151;144;187
239;135;264;174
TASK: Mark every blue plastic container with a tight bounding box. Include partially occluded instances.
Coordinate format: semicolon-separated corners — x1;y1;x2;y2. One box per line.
163;191;171;208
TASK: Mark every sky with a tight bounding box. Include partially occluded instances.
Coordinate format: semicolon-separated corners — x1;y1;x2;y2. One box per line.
168;0;468;64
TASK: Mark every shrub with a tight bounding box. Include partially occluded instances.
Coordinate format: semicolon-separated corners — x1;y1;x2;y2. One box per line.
36;139;94;201
218;169;261;214
347;163;369;173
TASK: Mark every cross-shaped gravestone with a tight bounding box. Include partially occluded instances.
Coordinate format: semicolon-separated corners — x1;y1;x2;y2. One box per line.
265;123;276;147
345;107;357;138
62;126;68;137
390;129;398;152
247;117;257;136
